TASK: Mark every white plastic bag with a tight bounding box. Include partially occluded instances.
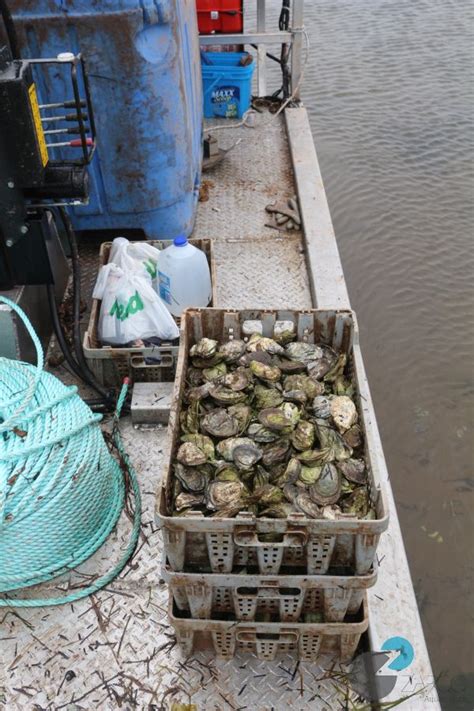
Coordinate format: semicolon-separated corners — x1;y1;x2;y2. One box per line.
93;263;179;345
108;236;160;284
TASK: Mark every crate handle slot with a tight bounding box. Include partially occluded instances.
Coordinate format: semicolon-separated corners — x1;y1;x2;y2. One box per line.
236;585;302;600
236;630;298;644
234;530;307;548
130;354;175;369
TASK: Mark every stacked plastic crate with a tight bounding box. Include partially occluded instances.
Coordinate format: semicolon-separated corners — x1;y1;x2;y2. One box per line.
157;308;389;662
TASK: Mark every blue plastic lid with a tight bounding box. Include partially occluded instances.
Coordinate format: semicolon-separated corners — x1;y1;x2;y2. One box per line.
173;234;188;247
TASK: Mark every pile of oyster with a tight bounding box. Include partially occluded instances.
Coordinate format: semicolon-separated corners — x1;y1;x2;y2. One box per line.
171;333;375;520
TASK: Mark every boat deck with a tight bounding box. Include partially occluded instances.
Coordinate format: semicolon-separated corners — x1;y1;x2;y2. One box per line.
1;108;440;710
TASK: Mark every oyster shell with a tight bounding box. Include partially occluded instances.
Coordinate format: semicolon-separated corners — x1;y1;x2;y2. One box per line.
285;342;324;364
296;449;330;465
250;360;282;382
295;492;321;518
177;442;207;467
308;463;341;505
175;492;205;511
186;382;213;402
190;338;218;359
207;480;246;510
283;482;298;503
337;458;367;484
202;362;227;382
260;503;295;518
209;385;247;406
247;422;280;443
216;437;255;461
343;424;362;449
253;465;270;490
180;401;200;434
323;353;347;383
239;350;273;367
181;433;215;461
246;334;285;355
330;395;358;433
201;409;240;438
219;339;246;363
299;465;322;485
272;357;307;374
312;395;331;419
262;438;291;467
187;367;204;387
259;402;300;432
283;389;307;405
306;345;338;380
291;420;315;451
341;486;370;518
228;403;252;432
215;464;240;482
174;463;206;493
254;483;285;506
314;419;353;461
233;442;263;471
283;374;324;399
221;367;252;391
254;384;284;409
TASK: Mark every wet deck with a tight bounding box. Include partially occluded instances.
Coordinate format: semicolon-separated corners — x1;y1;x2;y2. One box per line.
1;108;440;710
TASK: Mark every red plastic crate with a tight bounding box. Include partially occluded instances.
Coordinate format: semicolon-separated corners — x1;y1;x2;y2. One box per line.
197;0;243;34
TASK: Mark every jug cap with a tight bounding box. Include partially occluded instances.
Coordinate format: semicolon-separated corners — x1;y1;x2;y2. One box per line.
174;235;188;247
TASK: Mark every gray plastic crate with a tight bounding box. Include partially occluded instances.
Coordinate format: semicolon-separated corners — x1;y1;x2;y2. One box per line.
169;594;369;662
156;308;389;576
162;564;377;622
83;240;216;387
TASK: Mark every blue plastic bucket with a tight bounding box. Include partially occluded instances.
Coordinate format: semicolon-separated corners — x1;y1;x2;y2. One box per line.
201;52;255;118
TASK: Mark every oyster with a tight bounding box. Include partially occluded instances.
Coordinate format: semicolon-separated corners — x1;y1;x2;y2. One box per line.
272;357;306;374
219;339;246;363
259;403;300;432
283;482;298;503
186;382;213;402
330;395;358;433
337;458;366;484
253;465;270;490
175;492;205;511
247;422;280;443
322;504;342;520
177;442;207;467
215;464;240;482
187;367;204;387
239;350;273;367
254;384;283;410
228;403;252;432
299;465;322;485
246;334;285;355
221;367;252;391
216;437;255;461
233;442;263;471
174;463;206;493
308;463;341;505
202;361;227;382
306;345;338;380
285;342;324;364
314;419;353;461
250;360;282;382
283;389;307;405
323;353;347;383
291;420;315;451
207;480;247;510
283;374;324;399
344;424;362;449
181;433;215;461
296;449;330;465
254;483;285;506
341;486;370;518
262;438;291;467
312;395;331;419
209;385;247;406
190;338;218;359
295;492;321;518
201;409;240;438
180;401;200;434
260;503;295;518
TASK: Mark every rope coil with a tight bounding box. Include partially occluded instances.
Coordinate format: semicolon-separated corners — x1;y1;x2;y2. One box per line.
0;296;141;606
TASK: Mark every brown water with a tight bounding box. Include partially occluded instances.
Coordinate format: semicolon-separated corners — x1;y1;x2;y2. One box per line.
295;1;473;708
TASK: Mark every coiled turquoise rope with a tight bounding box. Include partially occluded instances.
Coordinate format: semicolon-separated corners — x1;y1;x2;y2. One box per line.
0;296;141;606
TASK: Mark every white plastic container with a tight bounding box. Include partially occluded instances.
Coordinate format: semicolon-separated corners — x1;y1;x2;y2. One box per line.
157;236;212;317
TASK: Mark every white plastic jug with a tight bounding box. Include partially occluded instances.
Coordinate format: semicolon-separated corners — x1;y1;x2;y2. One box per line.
157;236;212;317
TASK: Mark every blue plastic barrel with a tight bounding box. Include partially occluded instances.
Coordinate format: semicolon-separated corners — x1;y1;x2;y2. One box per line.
10;0;203;238
201;52;255;119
